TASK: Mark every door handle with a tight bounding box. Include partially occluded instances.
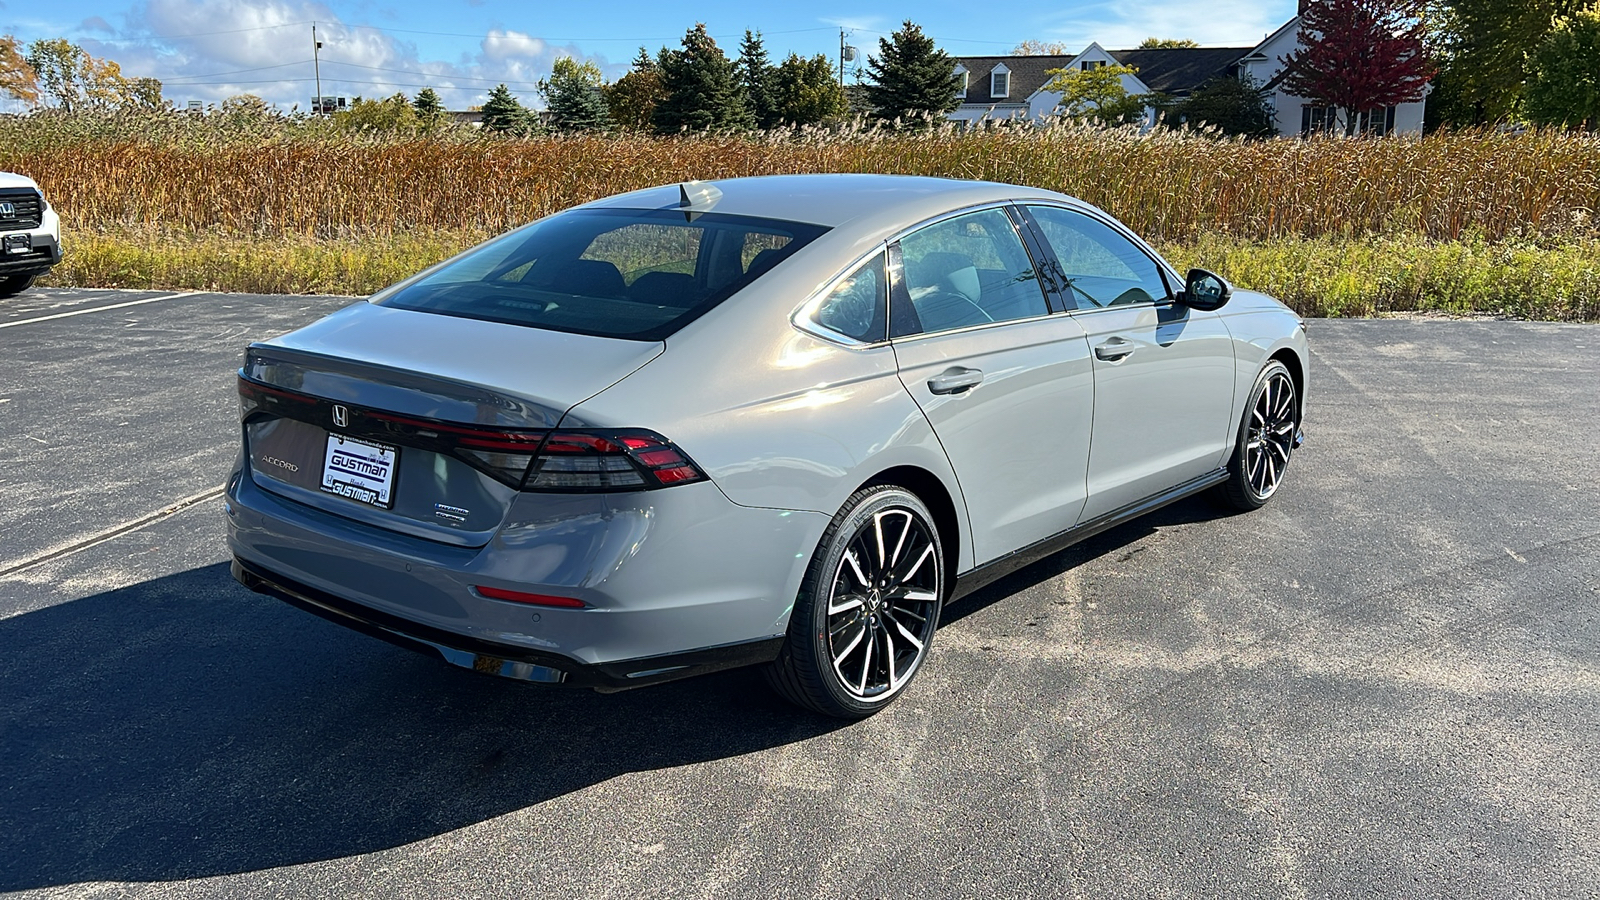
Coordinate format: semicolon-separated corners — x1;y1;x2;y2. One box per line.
1094;338;1135;362
927;367;984;395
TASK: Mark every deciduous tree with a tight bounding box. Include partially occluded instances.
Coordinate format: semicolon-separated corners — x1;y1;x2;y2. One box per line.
1;34;39;105
1012;39;1071;55
539;57;609;132
863;21;960;122
653;24;752;133
26;38;133;111
1280;0;1434;135
1138;37;1201;48
339;93;417;132
1430;0;1584;123
1168;74;1275;136
772;53;848;125
604;48;665;131
1042;63;1151;123
1525;5;1600;131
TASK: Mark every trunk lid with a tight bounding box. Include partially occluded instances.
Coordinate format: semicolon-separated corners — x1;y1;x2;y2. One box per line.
241;302;664;546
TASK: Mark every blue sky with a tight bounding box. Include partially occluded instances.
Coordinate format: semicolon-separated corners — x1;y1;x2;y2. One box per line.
1;0;1300;111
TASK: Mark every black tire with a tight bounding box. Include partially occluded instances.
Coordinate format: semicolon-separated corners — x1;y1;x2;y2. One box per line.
1219;359;1299;511
0;273;37;299
767;485;945;718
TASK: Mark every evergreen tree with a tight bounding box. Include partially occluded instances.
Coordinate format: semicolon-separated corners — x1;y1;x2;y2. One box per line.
862;21;960;123
539;57;610;132
481;83;536;135
412;87;445;127
604;47;666;131
772;53;848;125
1280;0;1434;136
737;30;779;130
653;24;754;133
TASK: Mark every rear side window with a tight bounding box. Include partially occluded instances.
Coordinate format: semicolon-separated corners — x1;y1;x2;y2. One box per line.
376;208;827;341
805;251;887;344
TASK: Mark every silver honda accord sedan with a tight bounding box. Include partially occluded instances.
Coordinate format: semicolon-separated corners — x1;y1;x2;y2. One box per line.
227;174;1306;718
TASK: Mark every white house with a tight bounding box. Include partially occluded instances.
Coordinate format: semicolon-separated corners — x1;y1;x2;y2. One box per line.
1237;13;1427;136
949;7;1428;136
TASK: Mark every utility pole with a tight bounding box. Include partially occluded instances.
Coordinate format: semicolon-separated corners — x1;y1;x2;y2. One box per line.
312;23;323;114
839;29;847;85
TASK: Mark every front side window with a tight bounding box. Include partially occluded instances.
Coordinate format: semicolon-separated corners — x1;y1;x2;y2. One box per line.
375;208;827;341
891;208;1048;338
1025;205;1170;310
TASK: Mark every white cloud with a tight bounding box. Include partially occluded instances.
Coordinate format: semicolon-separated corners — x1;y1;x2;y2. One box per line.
77;0;617;111
1032;0;1292;50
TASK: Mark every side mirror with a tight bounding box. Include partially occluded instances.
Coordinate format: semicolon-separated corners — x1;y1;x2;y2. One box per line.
1178;268;1231;311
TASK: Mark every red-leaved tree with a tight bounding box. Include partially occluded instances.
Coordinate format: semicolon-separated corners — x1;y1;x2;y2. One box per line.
1281;0;1434;135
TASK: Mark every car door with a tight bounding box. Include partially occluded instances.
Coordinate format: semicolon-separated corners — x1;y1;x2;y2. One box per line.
889;205;1094;566
1020;204;1237;522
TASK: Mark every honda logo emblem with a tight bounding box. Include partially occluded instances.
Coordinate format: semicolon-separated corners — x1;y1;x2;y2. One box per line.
331;404;349;428
0;202;14;217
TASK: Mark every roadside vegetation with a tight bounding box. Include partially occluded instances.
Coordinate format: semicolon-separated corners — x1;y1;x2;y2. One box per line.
3;110;1596;320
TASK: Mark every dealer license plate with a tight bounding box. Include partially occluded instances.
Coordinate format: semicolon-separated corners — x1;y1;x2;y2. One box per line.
320;433;398;509
2;234;29;255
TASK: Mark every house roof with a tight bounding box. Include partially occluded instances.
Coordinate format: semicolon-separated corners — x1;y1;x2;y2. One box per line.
1107;47;1255;95
954;54;1078;105
953;45;1256;107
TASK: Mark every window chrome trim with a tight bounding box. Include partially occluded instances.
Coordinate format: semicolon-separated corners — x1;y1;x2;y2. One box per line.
886;309;1064;346
1016;201;1185;313
789;243;892;349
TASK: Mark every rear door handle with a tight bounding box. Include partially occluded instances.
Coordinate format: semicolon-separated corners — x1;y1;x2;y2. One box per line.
928;367;984;395
1094;338;1135;362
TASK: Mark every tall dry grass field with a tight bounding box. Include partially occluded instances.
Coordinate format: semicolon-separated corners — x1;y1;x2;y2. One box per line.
5;113;1597;243
3;112;1597;318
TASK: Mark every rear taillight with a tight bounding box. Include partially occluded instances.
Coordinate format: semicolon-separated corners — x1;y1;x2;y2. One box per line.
238;376;706;493
525;430;708;492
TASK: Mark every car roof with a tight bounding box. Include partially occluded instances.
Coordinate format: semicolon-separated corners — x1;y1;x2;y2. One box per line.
577;174;1079;230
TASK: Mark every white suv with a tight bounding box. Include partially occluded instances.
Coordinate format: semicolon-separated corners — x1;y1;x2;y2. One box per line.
0;172;61;298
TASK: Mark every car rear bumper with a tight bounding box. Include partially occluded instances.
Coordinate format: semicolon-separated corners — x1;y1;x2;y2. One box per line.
231;556;785;689
225;463;829;685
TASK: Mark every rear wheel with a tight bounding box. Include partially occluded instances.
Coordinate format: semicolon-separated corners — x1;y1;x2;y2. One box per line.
1219;360;1298;510
767;485;944;718
0;273;37;298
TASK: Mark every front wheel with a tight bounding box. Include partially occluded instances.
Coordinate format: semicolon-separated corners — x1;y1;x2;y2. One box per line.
1219;360;1299;511
767;486;944;718
0;273;37;299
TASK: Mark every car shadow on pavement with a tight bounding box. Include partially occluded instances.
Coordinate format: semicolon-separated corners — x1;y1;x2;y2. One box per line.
0;562;847;892
941;493;1224;626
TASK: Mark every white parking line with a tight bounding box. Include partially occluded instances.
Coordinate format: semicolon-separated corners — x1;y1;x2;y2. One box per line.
0;291;197;329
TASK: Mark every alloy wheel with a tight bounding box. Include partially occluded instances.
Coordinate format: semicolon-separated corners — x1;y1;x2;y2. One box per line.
1245;370;1297;500
825;508;941;699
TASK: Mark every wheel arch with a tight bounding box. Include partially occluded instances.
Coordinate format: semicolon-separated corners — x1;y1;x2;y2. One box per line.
860;465;963;598
1268;347;1305;419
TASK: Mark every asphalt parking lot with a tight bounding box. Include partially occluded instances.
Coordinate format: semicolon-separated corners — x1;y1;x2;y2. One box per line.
2;288;1597;899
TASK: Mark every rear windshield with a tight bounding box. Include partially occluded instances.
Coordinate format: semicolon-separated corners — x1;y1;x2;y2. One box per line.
374;207;829;340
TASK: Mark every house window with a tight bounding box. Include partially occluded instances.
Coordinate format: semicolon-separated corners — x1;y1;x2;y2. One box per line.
1300;105;1398;136
955;67;968;99
1080;60;1105;71
991;70;1010;98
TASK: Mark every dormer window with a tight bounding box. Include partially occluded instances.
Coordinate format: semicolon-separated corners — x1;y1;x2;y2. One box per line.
954;65;969;99
991;63;1010;98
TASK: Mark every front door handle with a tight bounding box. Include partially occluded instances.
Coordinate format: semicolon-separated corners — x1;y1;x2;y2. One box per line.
928;367;984;395
1095;338;1135;362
